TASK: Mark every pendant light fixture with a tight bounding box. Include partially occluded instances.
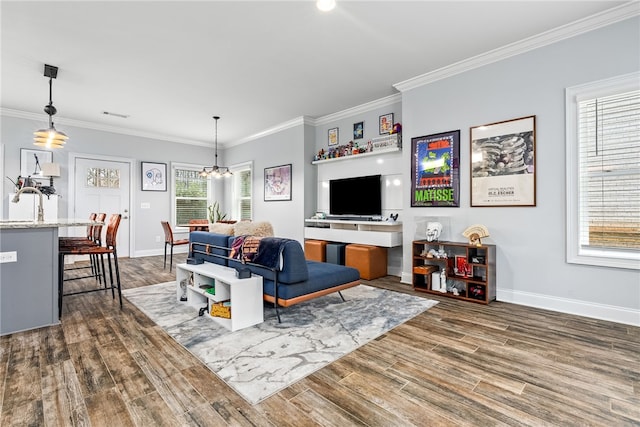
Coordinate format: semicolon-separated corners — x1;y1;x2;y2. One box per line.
34;64;68;149
200;116;232;178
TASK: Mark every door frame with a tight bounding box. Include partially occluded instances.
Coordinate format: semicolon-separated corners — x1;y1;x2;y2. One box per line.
67;152;135;258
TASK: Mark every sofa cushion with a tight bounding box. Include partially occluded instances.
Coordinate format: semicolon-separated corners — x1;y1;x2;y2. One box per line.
208;222;234;235
228;239;309;284
233;221;274;237
262;261;360;300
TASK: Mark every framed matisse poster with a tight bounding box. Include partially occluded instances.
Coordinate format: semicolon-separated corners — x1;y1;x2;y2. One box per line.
411;130;460;207
470;115;536;206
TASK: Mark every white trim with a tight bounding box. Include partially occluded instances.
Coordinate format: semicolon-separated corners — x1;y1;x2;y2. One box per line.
0;108;211;148
67;152;136;258
228;117;310;148
498;289;640;327
313;93;402;125
565;72;640;270
134;246;189;259
394;2;640;92
0;143;4;220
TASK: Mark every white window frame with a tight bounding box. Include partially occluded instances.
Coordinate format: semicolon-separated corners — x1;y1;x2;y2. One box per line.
229;161;252;221
171;162;213;231
565;72;640;270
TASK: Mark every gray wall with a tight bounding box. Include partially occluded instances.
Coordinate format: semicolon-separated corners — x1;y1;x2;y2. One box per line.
400;17;640;323
1;115;215;256
1;17;637;324
224;123;308;242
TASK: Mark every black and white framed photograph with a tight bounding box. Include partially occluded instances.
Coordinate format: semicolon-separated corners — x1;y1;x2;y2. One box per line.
20;148;52;177
470;115;536;207
264;163;292;201
379;113;394;134
353;121;364;140
141;161;167;191
328;127;339;146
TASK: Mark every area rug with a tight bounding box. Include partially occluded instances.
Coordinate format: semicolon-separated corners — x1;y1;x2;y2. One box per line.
123;282;437;404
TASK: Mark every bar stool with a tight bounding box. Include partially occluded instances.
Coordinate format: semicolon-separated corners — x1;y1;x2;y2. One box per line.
59;214;123;316
59;213;106;283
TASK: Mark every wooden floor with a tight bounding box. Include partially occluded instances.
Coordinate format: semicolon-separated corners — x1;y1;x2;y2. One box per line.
1;254;639;426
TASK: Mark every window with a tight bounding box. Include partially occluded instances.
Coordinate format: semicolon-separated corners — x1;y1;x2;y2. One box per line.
566;72;640;269
230;162;252;221
172;163;211;226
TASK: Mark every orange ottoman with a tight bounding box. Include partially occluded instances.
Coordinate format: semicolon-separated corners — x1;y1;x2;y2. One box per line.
304;240;327;262
345;244;387;280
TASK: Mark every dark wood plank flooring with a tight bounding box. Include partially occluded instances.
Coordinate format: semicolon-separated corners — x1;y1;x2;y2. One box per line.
1;254;638;426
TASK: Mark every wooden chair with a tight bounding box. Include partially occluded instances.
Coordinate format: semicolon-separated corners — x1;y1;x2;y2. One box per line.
58;214;123;316
161;221;189;271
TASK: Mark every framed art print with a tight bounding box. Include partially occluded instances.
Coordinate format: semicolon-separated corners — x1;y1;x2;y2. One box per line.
470;115;536;206
264;163;292;201
379;113;393;134
353;121;364;140
20;148;52;177
141;161;167;191
328;127;339;146
411;130;460;207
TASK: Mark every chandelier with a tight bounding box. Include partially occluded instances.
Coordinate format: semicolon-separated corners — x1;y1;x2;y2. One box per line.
200;116;232;178
33;64;68;148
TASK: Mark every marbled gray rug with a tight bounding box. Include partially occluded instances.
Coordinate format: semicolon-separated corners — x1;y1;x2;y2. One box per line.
123;282;437;404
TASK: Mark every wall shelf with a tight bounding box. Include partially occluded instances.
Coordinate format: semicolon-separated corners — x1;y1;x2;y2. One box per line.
312;134;401;165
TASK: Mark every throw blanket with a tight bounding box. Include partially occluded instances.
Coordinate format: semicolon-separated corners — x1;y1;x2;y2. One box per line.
230;236;294;270
253;237;294;270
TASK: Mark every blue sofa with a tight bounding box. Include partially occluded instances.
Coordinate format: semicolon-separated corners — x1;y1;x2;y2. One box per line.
188;231;360;320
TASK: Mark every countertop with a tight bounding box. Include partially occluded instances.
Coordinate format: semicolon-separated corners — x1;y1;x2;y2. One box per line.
0;219;99;230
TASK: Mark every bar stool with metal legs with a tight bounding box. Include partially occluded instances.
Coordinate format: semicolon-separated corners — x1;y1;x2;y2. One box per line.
58;214;123;316
59;213;106;283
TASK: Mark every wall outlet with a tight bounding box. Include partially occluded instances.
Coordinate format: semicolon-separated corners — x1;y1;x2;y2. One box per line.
0;251;18;263
155;236;161;242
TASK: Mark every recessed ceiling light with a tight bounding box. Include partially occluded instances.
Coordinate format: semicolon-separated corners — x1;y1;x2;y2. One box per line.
317;0;336;12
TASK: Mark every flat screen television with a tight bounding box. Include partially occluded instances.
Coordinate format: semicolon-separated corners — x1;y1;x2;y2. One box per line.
329;174;382;217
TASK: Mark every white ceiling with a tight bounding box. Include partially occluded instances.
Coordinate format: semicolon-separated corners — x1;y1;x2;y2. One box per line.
0;1;632;148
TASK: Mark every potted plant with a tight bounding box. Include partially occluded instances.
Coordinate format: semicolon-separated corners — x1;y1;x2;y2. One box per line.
208;201;228;223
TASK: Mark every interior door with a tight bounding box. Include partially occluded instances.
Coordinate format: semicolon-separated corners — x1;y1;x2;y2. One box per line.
73;157;131;257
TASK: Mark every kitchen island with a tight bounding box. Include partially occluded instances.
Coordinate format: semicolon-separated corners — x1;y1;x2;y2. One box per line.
0;219;96;335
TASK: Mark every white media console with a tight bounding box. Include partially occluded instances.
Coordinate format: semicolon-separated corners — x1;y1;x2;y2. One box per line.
304;219;402;247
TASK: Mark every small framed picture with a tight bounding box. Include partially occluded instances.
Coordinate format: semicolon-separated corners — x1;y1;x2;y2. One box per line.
20;148;52;177
328;127;339;146
379;113;394;135
141;161;167;191
353;121;364;140
264;163;292;201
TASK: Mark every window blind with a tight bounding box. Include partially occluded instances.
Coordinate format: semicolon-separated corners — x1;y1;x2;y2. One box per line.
577;89;640;252
238;169;252;220
175;168;208;224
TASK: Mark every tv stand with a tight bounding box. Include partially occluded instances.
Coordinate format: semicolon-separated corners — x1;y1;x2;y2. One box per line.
304;219;402;247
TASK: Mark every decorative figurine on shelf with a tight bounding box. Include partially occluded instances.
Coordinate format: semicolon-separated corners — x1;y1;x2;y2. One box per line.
391;122;402;134
367;140;373;152
462;224;490;246
179;278;188;301
439;267;447;293
425;222;443;242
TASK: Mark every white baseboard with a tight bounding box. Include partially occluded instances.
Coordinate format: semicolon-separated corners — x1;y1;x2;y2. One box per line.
133;246;189;258
498;289;640;327
400;273;638;326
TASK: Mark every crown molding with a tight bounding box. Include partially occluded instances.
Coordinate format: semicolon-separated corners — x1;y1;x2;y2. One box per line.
0;107;211;147
226;116;312;148
394;2;640;93
314;93;401;125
